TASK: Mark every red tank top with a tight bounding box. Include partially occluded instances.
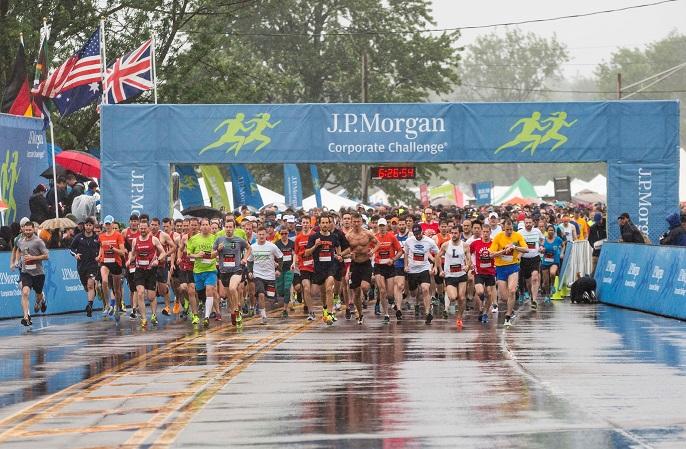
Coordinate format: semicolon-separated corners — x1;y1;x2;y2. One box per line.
135;235;157;270
124;228;140;250
178;235;193;271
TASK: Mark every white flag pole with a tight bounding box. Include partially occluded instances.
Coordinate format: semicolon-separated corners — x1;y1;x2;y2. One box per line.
151;35;158;104
100;17;108;105
38;18;59;219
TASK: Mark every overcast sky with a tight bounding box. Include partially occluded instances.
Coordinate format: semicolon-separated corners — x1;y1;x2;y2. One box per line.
430;0;686;78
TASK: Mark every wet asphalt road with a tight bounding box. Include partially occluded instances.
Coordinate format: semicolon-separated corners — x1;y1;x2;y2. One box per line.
0;300;684;449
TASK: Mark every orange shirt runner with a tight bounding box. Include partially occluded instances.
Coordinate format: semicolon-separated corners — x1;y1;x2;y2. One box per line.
374;231;402;265
99;231;125;266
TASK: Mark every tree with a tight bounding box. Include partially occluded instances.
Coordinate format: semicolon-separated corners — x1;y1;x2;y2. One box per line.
450;28;569;102
595;31;686;148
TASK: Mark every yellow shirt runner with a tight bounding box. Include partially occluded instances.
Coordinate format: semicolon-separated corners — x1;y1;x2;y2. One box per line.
489;231;527;266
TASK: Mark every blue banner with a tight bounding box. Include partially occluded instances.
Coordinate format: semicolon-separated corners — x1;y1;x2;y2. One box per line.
100;101;679;236
0;249;86;319
229;164;263;208
309;164;322;208
176;165;204;209
472;182;493;205
595;242;686;320
101;161;170;222
0;113;50;223
284;164;302;209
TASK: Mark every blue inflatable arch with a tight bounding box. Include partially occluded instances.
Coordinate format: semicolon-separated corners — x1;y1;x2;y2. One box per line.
101;101;680;242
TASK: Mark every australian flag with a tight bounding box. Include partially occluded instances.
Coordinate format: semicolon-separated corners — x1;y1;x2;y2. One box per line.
104;39;153;104
52;28;102;117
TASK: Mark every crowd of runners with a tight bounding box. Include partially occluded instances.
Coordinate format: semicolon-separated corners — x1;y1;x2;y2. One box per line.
11;203;605;329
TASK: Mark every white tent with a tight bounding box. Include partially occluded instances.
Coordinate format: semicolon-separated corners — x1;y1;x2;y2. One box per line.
196;178;285;210
303;187;363;210
534;180;555;198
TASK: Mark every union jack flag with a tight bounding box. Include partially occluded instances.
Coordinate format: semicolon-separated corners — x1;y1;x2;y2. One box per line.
104;39;154;104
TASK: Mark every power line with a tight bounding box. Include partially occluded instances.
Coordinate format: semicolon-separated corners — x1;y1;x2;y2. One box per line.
459;84;686;94
210;0;679;37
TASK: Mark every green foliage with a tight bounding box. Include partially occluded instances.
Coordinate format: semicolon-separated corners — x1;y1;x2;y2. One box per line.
451;28;569;102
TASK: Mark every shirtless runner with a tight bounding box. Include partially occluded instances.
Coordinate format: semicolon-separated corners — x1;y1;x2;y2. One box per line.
345;212;378;324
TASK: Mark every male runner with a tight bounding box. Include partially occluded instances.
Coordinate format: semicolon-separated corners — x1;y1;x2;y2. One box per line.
127;220;166;327
247;226;283;324
436;224;472;328
293;219;315;320
373;217;403;323
489;218;527;327
519;216;545;310
345;212;377;324
15;219;49;326
469;222;496;321
151;218;176;316
122;213;141;317
214;219;250;325
433;220;451;318
70;218;100;317
393;216;410;312
404;224;439;324
275;227;295;317
305;214;343;324
186;218;217;328
98;215;126;319
177;218;200;324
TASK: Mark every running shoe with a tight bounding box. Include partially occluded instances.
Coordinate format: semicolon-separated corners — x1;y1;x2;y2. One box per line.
395;307;403;321
414;304;420;318
531;300;538;311
162;306;170;316
248;308;255;317
235;311;243;326
102;305;110;318
374;302;381;316
108;305;115;318
191;314;200;326
86;302;93;317
492;304;498;313
383;314;390;324
173;301;181;314
504;316;512;327
33;300;40;313
151;313;158;326
21;317;30;327
130;309;138;320
114;310;120;323
481;313;489;324
261;315;268;325
357;314;364;325
442;309;448;319
456;318;463;329
203;317;210;328
40;300;47;313
140;318;148;328
330;313;338;322
210;311;217;319
281;310;288;318
425;312;433;325
215;313;222;322
345;307;352;320
307;312;315;321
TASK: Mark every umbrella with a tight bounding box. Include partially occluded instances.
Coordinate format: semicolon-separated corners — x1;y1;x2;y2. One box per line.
181;206;224;219
0;200;7;212
233;205;259;214
504;196;535;206
39;217;77;230
260;202;289;213
40;166;90;182
55;150;100;178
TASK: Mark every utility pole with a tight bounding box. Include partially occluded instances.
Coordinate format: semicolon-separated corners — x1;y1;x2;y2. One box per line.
617;73;622;99
360;52;370;204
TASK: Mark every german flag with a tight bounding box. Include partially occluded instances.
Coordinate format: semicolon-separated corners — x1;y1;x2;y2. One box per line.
1;41;33;116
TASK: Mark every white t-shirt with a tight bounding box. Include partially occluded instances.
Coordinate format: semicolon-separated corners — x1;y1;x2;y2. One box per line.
248;241;283;281
404;236;439;274
519;227;544;259
490;225;502;239
443;240;467;278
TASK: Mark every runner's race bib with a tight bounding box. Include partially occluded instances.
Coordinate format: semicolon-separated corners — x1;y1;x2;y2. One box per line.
319;250;332;262
223;255;236;268
25;264;36;271
344;257;352;264
527;241;536;249
282;251;292;262
412;252;424;262
104;258;115;264
129;267;136;273
303;258;314;266
202;252;212;264
501;255;513;262
450;264;462;273
379;250;390;264
544;252;554;263
266;284;276;297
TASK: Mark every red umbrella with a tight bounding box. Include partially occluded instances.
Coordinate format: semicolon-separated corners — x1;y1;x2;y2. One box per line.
55;150;100;178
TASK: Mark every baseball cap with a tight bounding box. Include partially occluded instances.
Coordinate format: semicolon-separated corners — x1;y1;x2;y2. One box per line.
412;224;422;235
618;212;630;220
19;217;31;226
265;220;275;228
103;215;114;224
489;212;499;219
593;212;602;223
378;218;387;226
245;215;257;222
285;215;295;223
390;217;399;224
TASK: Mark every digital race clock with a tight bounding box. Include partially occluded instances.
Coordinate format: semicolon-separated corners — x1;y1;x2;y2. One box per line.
370;166;416;180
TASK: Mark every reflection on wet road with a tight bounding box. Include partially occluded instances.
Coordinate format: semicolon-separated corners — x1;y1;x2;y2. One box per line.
0;301;684;448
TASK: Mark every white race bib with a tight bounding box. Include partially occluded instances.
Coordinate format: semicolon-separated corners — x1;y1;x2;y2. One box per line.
501;255;513;262
303;259;313;266
129;267;136;273
25;264;36;270
104;257;115;264
283;255;292;262
138;260;149;266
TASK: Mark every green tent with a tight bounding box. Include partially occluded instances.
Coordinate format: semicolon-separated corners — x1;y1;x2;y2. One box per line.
494;176;539;205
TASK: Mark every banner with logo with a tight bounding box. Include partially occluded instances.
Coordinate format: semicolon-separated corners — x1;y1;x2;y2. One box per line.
284;164;302;209
608;162;676;244
101;101;679;234
0;249;86;319
199;165;231;211
309;164;322;208
0;114;49;223
175;165;204;209
595;242;686;320
101;161;169;221
230;164;263;208
472;182;493;205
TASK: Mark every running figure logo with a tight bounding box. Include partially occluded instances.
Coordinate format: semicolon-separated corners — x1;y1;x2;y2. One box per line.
495;111;577;155
200;113;281;156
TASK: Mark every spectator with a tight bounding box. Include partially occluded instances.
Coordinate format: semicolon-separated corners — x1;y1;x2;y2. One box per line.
64;173;79;213
588;213;607;276
29;184;51;224
617;212;645;243
660;212;686;246
46;175;68;217
61;227;75;248
70;184;97;223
